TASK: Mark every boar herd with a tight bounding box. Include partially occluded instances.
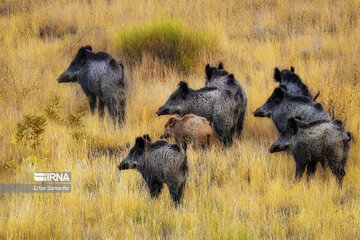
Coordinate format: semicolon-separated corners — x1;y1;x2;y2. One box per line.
58;46;352;205
254;67;351;187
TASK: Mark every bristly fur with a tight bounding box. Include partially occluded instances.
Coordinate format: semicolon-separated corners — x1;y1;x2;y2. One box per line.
58;46;128;126
119;135;188;205
204;63;247;139
273;67;318;101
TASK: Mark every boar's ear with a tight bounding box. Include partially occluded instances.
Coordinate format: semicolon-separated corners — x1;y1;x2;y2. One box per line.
178;81;189;98
227;74;235;85
290;66;295;72
170;144;181;152
143;134;152;142
119;60;124;70
135;137;146;153
84;45;92;51
76;47;89;63
333;120;343;127
205;64;212;80
218;62;224;69
286;118;298;135
314;103;325;112
119;61;125;78
274;67;281;82
168;117;176;127
109;58;118;68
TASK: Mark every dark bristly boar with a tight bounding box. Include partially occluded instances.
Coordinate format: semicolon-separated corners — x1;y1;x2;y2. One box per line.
117;135;188;205
160;114;214;148
253;87;330;133
156;81;238;146
269;118;351;186
57;45;128;126
274;66;319;101
205;63;247;137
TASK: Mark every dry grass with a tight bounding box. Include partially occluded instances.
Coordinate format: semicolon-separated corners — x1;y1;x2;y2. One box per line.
0;0;360;239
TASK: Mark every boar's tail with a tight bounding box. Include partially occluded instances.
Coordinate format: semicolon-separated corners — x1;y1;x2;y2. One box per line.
235;90;244;103
116;61;126;87
182;141;187;153
180;157;188;173
313;90;320;101
143;134;152;142
180;141;188;173
345;132;352;142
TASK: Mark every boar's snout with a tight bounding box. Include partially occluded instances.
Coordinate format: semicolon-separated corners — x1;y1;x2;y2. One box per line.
253;107;268;117
118;161;137;170
57;72;67;83
156;106;170;116
269;144;281;153
57;71;76;83
269;140;289;153
117;162;129;170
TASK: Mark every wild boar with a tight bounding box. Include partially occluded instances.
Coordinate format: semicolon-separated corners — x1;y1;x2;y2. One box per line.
205;63;247;137
274;66;319;101
117;135;188;205
253;87;330;133
57;45;128;126
156;81;238;146
269;118;351;186
160;114;214;148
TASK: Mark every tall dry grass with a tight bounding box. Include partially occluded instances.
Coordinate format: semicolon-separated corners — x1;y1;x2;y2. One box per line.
0;0;360;239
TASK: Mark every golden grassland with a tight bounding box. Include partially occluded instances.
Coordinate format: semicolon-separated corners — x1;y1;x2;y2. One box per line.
0;0;360;239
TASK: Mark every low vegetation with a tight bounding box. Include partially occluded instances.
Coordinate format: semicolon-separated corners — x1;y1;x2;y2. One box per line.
0;0;359;239
115;19;219;73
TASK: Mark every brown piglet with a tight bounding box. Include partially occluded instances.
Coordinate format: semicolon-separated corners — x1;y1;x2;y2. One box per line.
160;114;214;148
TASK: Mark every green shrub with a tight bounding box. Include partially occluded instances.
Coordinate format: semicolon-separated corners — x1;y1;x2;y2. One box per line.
44;95;63;124
115;19;219;73
45;95;87;128
15;115;47;149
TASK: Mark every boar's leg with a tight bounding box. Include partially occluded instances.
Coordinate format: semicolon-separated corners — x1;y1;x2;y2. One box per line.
320;161;326;169
105;98;125;127
294;161;306;182
88;95;97;114
325;153;346;188
168;181;186;206
177;180;186;202
117;100;126;126
82;86;97;114
236;109;246;137
306;161;318;182
224;127;235;146
148;180;164;198
214;125;233;146
98;99;105;118
328;161;345;188
213;110;235;146
106;101;117;126
293;147;309;182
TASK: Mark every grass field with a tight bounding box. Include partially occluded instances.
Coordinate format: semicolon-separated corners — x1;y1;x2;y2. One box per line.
0;0;360;239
